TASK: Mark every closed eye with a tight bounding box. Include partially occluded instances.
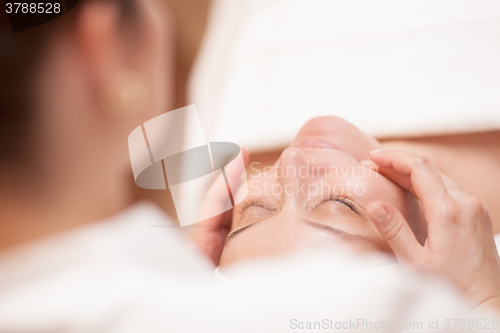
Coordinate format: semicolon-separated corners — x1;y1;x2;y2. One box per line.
314;194;359;215
237;199;278;214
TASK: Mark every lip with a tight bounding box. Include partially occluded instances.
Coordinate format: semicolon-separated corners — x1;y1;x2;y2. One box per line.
294;138;340;151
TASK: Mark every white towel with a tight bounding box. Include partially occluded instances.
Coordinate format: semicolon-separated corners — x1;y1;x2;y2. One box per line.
190;0;500;152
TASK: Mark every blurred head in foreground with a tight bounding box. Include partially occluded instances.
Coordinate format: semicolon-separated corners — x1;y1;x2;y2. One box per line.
0;0;173;247
220;116;426;269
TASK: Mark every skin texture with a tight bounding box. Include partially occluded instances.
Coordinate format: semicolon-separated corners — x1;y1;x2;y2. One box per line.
247;130;500;235
189;117;500;313
219;117;426;268
0;0;174;251
364;149;500;312
190;117;500;313
381;132;500;235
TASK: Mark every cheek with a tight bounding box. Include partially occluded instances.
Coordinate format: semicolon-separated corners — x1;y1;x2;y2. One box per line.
141;0;175;114
221;225;314;266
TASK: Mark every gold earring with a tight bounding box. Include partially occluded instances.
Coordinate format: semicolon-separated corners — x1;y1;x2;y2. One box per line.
101;70;149;117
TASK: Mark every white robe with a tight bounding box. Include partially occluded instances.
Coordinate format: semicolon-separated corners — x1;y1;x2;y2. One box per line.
0;202;492;332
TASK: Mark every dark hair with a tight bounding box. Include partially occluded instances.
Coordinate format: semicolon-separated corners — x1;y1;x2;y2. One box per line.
0;0;138;163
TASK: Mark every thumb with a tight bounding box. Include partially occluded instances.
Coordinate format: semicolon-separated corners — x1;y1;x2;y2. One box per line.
367;201;424;262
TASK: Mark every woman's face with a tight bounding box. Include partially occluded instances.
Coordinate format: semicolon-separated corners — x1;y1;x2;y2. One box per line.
220;117;425;268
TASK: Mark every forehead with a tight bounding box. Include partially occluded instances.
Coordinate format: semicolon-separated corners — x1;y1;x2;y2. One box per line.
221;212;387;267
242;162;408;210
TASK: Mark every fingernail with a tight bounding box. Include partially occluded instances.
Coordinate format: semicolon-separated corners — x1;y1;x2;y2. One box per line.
369;205;388;223
370;149;384;154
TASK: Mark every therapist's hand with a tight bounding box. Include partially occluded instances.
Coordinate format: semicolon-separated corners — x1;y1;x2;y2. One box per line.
365;149;500;310
187;149;249;266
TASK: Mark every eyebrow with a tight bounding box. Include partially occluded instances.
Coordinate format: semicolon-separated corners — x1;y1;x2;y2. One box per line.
228;195;360;238
224;221;262;244
302;220;372;243
224;218;371;246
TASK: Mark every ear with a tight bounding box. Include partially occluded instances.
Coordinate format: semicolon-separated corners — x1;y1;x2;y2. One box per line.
75;1;122;92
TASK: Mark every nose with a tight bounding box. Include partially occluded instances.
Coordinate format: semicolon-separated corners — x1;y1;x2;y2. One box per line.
279;147;309;171
276;147;310;206
278;147;314;188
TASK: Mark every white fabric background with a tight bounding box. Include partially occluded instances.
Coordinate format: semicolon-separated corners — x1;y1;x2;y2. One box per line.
190;0;500;152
